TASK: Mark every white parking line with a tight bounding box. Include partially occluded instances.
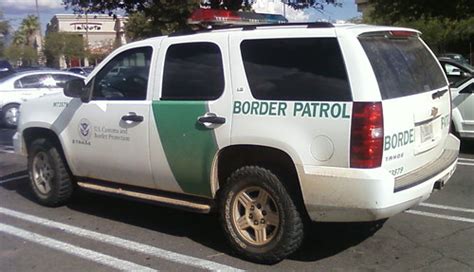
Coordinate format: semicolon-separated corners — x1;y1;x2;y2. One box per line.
0;223;157;272
457;162;474;166
405;210;474;224
0;175;29;185
0;207;243;272
458;157;474;162
420;203;474;213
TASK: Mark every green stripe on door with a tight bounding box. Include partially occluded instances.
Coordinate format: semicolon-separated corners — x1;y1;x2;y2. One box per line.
152;101;216;197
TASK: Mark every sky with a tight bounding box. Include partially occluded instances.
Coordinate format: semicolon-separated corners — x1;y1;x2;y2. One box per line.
0;0;361;35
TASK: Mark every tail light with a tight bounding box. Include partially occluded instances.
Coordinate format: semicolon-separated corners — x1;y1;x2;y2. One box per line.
350;102;384;168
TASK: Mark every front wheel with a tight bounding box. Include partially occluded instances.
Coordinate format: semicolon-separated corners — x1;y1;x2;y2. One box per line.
219;166;304;264
28;138;74;206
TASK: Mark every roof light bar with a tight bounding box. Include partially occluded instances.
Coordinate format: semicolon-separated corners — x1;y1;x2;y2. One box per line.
188;8;288;26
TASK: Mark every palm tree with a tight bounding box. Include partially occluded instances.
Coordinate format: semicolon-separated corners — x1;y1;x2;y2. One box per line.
19;15;40;47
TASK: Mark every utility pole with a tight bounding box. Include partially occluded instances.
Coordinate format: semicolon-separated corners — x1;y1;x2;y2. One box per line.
35;0;44;65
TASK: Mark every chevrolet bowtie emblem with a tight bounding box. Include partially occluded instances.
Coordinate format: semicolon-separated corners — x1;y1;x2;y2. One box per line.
431;107;438;118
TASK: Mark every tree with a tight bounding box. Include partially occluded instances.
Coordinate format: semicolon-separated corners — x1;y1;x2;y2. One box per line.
63;0;341;40
365;0;473;25
364;0;474;59
4;44;37;65
5;15;40;65
19;15;40;47
284;0;340;10
43;32;86;68
0;10;10;58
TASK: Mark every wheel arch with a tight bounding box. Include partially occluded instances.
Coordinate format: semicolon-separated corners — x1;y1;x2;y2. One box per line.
23;127;65;157
214;144;308;218
450;107;463;134
2;102;21;110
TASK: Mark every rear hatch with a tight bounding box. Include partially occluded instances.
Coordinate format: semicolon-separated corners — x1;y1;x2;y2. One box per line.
358;31;451;180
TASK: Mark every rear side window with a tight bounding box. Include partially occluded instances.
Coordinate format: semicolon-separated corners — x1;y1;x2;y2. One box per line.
51;74;80;88
161;42;224;100
359;33;446;100
240;38;351;101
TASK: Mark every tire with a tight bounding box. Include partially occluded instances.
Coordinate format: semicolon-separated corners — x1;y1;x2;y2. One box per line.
450;122;460;139
2;104;20;128
218;166;304;264
28;138;74;206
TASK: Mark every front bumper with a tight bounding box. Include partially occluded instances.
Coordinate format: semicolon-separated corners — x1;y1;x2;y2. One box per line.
299;134;460;222
13;131;26;156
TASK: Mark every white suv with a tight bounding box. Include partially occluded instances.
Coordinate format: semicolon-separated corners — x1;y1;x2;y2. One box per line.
14;22;459;263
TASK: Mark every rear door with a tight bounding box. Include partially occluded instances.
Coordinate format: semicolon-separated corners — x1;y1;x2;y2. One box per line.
150;35;232;197
358;31;450;178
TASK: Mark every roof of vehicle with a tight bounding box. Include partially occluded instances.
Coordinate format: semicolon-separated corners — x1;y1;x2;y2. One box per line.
0;70;86;85
162;23;420;38
4;70;86;79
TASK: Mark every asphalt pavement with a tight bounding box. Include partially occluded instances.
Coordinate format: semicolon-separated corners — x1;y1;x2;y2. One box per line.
0;128;473;271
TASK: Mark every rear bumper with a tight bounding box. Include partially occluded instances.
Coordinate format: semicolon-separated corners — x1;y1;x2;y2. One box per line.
299;134;460;222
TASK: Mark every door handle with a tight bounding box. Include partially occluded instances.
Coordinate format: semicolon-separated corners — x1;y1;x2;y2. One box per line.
197;113;226;128
121;113;144;122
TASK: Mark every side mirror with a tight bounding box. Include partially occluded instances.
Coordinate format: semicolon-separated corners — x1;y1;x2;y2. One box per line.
64;78;85;98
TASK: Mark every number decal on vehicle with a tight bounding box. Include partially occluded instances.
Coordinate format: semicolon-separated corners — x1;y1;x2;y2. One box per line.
389;167;404;176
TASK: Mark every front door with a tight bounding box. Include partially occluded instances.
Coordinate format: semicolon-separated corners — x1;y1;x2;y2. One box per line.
64;46;156;188
451;77;474;135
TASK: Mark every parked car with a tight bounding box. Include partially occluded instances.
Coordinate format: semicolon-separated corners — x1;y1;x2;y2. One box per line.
437;58;474;139
0;70;85;128
438;57;474;85
0;59;15;79
439;53;470;65
66;67;94;76
449;76;474;139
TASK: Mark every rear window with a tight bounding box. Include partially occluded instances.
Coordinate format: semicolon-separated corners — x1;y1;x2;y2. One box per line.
240;38;351;101
359;33;446;100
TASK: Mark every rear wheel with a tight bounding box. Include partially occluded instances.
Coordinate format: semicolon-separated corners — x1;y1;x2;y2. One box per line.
28;138;74;206
2;104;20;128
219;166;304;264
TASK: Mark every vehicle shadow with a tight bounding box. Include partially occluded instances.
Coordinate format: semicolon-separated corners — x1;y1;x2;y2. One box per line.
460;138;474;154
290;220;385;262
3;176;382;264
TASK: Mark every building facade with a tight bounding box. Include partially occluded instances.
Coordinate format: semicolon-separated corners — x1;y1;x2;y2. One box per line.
46;14;127;68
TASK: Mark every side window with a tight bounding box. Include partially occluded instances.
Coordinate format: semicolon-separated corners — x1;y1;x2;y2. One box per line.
161;42;224;100
240;38;351;101
52;74;80;88
92;47;152;100
15;75;43;89
444;63;461;76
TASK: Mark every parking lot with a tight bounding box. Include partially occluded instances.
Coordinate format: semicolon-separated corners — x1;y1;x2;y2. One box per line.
1;127;473;271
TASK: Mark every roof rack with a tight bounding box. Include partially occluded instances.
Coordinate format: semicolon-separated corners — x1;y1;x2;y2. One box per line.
169;22;334;37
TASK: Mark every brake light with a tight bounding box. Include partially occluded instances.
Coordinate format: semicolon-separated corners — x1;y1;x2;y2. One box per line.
350;102;384;168
389;31;417;38
188;8;288;25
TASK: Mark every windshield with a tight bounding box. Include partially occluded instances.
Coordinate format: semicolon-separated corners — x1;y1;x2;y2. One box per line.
359;32;447;100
